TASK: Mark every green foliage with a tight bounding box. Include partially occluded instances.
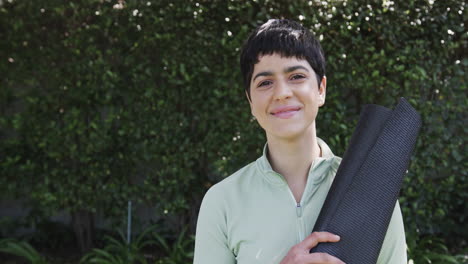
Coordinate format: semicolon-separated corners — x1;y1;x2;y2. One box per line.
0;227;195;264
153;227;194;264
80;227;156;264
407;235;467;264
79;225;193;264
0;239;49;264
0;0;466;260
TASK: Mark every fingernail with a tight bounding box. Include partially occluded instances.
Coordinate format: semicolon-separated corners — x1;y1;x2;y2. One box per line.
334;235;340;239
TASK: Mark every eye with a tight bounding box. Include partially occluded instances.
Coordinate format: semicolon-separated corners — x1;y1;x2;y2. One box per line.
290;74;306;81
258;80;273;87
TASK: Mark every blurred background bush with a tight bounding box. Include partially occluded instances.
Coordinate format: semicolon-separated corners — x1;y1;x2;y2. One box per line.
0;0;466;263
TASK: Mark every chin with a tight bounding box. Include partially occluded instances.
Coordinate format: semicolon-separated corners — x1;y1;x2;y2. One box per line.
268;128;306;141
264;121;316;141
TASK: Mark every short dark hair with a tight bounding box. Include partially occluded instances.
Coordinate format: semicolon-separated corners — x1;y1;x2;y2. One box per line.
240;19;326;99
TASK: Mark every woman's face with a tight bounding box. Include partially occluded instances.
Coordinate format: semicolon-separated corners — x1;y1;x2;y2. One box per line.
248;53;326;141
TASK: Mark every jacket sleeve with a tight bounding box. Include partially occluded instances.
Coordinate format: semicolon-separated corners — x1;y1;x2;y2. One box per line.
376;201;408;264
193;186;236;264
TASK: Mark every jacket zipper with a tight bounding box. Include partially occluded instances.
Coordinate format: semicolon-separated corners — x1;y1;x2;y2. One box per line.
285;187;306;243
275;171;311;243
296;202;305;242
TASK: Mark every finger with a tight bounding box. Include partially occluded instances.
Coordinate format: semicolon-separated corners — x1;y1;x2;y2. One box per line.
305;252;345;264
300;231;340;250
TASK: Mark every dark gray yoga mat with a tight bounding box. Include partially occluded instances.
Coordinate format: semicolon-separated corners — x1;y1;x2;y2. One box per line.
310;97;421;263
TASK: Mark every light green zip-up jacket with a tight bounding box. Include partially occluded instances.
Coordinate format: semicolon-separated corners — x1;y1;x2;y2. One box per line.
194;138;407;264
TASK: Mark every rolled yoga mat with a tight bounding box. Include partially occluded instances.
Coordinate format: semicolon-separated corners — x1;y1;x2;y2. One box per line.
310;97;421;263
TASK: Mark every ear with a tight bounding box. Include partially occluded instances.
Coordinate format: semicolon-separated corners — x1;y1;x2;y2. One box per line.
318;76;327;107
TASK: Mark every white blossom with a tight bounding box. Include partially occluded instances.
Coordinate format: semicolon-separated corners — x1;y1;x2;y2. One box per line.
113;3;124;9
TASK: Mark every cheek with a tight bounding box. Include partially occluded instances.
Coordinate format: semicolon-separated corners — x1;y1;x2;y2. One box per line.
249;95;265;115
250;101;270;128
301;88;320;103
251;103;264;118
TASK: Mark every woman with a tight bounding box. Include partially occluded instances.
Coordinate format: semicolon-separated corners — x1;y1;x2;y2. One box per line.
194;19;407;264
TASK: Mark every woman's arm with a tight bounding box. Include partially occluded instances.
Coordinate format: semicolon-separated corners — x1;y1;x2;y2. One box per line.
194;187;236;264
376;201;408;264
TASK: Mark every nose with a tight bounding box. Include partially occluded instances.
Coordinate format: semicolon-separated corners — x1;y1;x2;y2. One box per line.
273;80;293;101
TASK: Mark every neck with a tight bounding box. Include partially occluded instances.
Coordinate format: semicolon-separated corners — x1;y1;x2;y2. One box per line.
266;125;321;202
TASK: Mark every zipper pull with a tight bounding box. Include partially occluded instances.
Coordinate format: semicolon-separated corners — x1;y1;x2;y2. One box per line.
296;203;303;217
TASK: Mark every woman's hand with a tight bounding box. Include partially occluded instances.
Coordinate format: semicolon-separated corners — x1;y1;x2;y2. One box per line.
280;232;345;264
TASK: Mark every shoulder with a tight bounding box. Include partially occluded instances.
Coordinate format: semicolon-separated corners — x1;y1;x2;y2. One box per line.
201;161;258;207
316;137;342;180
331;156;342;171
328;156;342;181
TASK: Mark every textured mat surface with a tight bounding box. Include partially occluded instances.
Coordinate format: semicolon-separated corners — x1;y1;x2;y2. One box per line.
310;98;421;263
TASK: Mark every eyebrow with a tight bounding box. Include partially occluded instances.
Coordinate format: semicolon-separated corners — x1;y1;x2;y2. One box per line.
252;65;309;82
285;65;309;73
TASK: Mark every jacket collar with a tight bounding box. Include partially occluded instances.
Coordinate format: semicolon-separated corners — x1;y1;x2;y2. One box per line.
255;137;336;186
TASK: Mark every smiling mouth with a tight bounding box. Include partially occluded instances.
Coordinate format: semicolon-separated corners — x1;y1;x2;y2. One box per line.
271;107;301;119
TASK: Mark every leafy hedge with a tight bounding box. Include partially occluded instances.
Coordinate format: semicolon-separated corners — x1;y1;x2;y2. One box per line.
1;0;466;259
